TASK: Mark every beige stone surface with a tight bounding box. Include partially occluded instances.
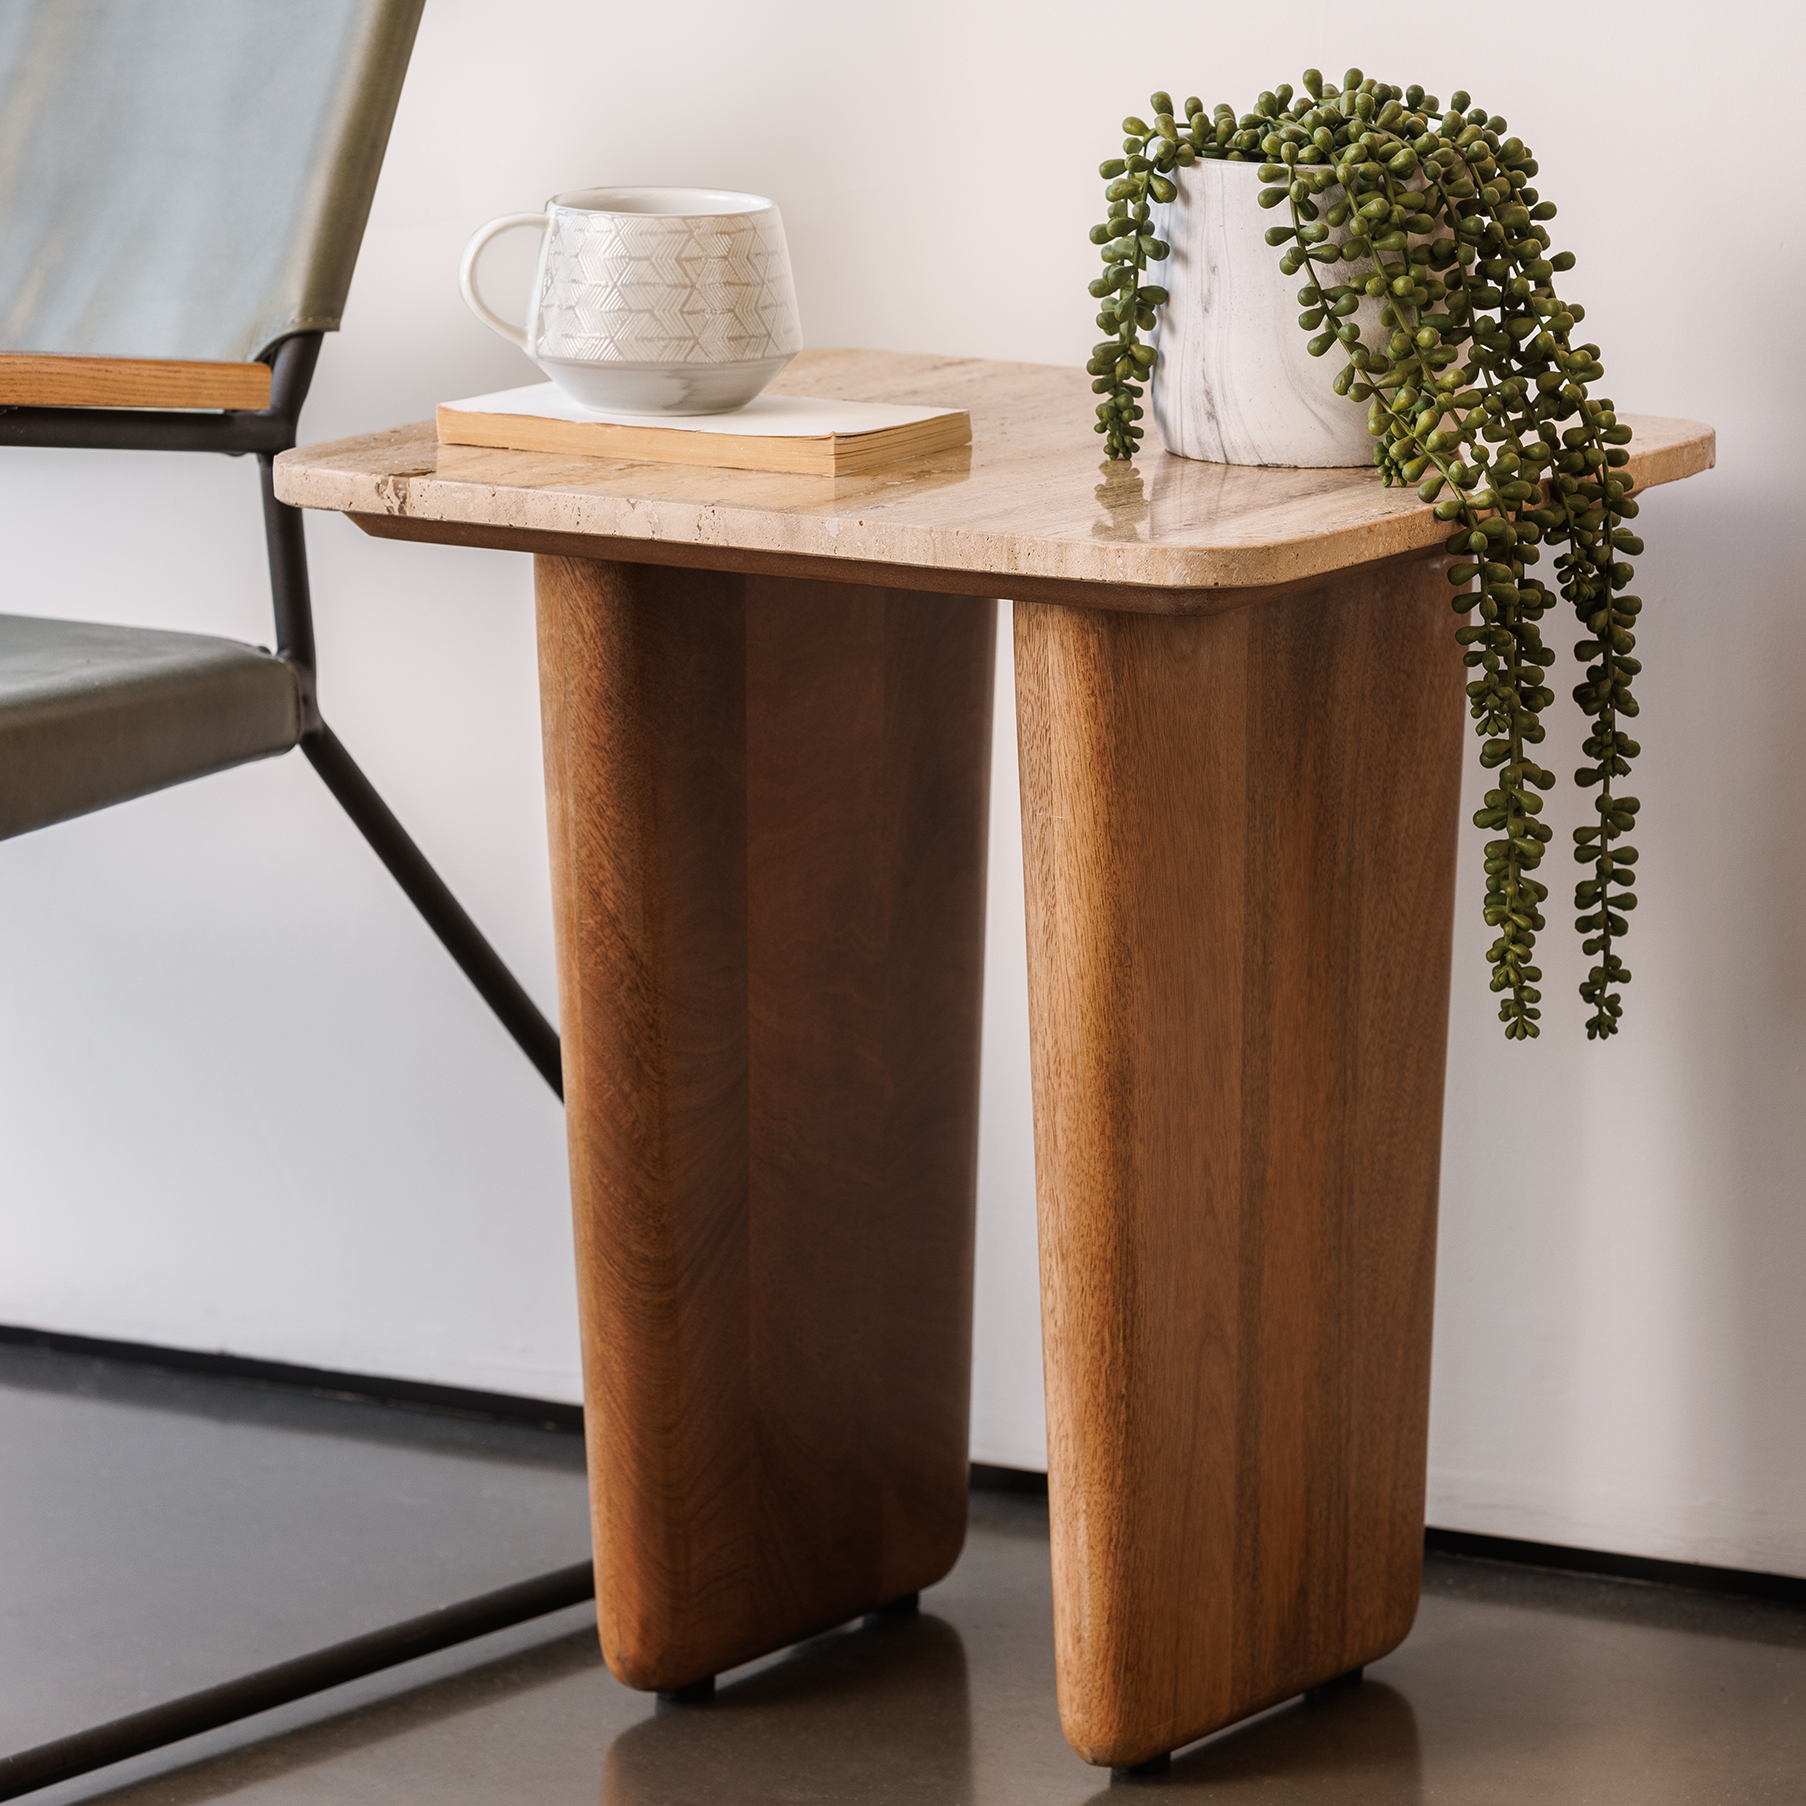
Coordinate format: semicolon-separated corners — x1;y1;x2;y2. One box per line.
274;348;1714;611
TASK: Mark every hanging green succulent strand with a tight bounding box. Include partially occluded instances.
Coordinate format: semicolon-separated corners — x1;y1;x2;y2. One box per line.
1087;70;1642;1041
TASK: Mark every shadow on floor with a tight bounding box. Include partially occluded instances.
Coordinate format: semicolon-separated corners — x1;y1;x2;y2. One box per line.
605;1611;971;1804
1084;1682;1421;1801
58;1618;608;1806
56;1607;973;1806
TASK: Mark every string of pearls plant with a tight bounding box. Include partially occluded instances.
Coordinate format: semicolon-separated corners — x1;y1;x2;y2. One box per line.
1088;69;1643;1041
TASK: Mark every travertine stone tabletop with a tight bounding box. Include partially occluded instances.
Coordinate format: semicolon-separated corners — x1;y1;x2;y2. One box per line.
275;348;1714;614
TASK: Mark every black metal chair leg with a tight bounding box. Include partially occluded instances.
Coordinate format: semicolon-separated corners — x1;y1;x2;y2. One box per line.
301;722;563;1098
254;399;562;1101
0;1560;594;1801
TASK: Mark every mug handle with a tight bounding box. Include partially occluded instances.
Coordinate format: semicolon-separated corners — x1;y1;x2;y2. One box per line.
459;213;551;354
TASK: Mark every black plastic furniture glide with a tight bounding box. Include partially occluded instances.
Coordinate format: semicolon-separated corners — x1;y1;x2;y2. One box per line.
0;1561;595;1800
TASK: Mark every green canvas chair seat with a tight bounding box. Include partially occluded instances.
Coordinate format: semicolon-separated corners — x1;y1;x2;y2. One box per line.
0;615;303;840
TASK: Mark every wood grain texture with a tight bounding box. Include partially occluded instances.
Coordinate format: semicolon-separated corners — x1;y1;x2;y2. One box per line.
1014;550;1466;1768
536;554;994;1691
274;348;1715;606
0;352;271;410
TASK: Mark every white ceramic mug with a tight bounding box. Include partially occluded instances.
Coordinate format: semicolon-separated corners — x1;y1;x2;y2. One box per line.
460;186;804;416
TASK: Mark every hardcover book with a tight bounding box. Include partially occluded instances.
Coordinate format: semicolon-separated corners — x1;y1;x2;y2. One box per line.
435;383;971;477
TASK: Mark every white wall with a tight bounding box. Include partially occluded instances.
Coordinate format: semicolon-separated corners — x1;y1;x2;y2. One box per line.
4;1;1801;1575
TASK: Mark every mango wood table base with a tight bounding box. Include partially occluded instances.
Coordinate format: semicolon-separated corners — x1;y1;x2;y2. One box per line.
278;356;1710;1771
1015;550;1466;1768
534;556;994;1692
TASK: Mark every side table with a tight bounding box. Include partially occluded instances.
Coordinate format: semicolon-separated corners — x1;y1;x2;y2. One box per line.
276;349;1713;1769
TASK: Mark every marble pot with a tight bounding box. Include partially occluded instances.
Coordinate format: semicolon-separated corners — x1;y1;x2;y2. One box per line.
1149;157;1386;468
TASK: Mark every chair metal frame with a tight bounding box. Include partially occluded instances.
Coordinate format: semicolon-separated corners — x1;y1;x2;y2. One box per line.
0;331;562;1099
0;334;587;1798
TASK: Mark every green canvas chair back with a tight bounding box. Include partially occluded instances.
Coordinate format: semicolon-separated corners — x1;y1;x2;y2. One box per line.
0;0;422;364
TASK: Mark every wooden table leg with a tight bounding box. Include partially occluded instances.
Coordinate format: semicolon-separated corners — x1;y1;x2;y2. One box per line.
534;557;994;1694
1014;551;1467;1769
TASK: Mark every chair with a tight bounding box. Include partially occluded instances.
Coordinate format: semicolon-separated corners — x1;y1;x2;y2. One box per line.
0;0;560;1091
0;5;585;1795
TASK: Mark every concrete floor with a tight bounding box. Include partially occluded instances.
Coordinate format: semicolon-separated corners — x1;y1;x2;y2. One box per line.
5;1343;1804;1805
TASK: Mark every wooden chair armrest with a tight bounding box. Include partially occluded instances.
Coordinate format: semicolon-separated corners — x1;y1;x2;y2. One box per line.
0;352;271;411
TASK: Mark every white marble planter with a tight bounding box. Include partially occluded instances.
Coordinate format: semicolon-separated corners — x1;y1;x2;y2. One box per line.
1149;158;1385;468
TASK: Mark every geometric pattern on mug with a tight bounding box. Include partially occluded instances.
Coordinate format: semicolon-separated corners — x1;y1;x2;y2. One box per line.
537;206;803;365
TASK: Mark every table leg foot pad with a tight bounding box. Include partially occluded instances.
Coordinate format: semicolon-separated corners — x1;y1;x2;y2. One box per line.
869;1591;920;1619
1306;1665;1365;1701
1111;1752;1171;1780
657;1676;715;1704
